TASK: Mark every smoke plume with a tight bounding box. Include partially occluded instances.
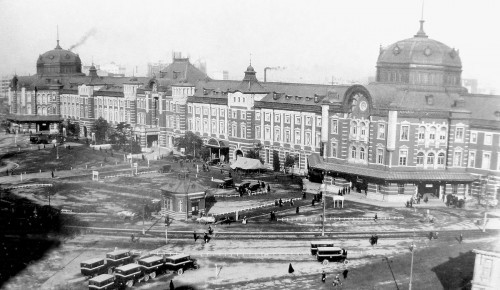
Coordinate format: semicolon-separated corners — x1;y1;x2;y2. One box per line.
69;28;97;51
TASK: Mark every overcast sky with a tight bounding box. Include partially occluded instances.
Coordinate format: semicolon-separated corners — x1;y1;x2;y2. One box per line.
1;0;499;92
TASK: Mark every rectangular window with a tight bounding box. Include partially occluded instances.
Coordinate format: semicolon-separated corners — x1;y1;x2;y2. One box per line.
240;110;245;120
232;110;237;119
400;125;409;141
188;105;192;113
331;119;338;134
188;120;193;130
255;112;261;120
331;142;337;157
305;132;311;145
265;113;271;122
203;108;208;115
315;133;321;148
470;131;477;143
399;149;408;166
484;133;492;145
285;129;290;143
220;109;225;117
305;116;311;126
398;184;405;194
482;153;491;169
285;114;290;124
377;148;384;164
317;117;322;127
219;121;225;134
264;127;271;140
195;107;200;114
295;130;301;144
453;151;462;167
468;151;476;168
211;108;216;116
452;184;458;195
255;126;261;139
295;115;301;125
231;124;237;137
241;125;246;139
455;127;464;141
378;123;386;139
274;128;281;141
275;114;280;123
211;121;216;134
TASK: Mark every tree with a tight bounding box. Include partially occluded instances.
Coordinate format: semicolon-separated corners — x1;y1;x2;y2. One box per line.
174;131;203;157
199;147;210;161
245;143;264;164
272;150;280;172
109;122;131;148
91;117;110;144
284;155;295;169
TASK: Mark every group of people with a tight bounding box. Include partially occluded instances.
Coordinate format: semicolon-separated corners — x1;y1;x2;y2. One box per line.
337;186;351;196
193;225;214;244
370;234;379;246
322;270;349;287
269;211;277;221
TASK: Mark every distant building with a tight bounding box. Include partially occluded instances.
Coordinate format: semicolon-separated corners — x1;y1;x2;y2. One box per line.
472;249;500;290
1;75;13;98
83;62;126;77
148;61;170;78
210;70;229;80
463;79;479;94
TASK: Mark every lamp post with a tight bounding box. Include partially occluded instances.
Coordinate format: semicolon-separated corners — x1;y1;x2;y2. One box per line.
56;143;59;159
409;243;416;290
320;182;326;236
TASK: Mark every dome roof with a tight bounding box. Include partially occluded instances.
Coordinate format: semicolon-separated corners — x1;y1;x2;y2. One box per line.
37;43;81;65
246;65;255;72
377;21;461;69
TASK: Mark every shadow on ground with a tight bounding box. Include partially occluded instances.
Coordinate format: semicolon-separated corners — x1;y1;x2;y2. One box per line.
0;188;88;288
431;250;474;290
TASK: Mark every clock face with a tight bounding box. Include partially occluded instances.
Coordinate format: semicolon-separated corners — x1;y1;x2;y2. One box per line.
359;101;368;112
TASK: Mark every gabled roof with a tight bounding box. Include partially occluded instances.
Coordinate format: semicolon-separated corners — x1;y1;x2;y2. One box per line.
160;179;207;194
159;58;209;84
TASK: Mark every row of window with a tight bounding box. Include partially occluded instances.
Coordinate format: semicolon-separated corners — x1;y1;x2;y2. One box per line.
470;131;496;146
257;126;321;146
257;112;320;126
188;119;226;135
188;105;226;118
400;125;448;141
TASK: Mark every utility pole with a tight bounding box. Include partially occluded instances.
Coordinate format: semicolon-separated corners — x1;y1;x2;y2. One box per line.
409;243;416;290
322;194;326;236
142;202;145;235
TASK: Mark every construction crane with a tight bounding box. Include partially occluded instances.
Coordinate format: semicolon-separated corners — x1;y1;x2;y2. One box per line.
264;66;285;82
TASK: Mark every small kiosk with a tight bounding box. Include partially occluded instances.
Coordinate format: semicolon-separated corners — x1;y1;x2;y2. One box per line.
161;178;207;221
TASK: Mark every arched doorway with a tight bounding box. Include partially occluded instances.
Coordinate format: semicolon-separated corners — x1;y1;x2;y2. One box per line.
235;149;243;160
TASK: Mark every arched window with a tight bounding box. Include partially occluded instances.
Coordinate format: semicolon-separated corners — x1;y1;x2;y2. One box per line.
416;152;424;165
351;146;357;159
427;152;435;165
351;121;358;135
359;147;365;160
437;153;445;165
360;122;366;137
429;127;436;140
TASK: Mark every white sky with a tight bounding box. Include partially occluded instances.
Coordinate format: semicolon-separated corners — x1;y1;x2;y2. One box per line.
1;0;499;91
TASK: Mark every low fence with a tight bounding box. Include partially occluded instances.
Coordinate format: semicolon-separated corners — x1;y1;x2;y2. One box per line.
277;216;405;222
101;170;159;179
210;197;302;217
3;183;53;189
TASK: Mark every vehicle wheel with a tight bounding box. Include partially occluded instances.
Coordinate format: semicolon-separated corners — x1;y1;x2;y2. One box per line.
343;259;349;265
322;259;329;266
144;275;149;282
150;272;156;279
126;280;134;288
194;264;200;269
107;268;113;274
177;268;184;275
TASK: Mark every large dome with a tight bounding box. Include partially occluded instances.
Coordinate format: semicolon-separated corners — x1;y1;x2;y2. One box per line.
36;40;84;77
376;20;462;88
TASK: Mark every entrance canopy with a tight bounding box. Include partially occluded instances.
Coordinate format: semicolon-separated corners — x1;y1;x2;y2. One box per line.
308;153;475;182
230;157;266;170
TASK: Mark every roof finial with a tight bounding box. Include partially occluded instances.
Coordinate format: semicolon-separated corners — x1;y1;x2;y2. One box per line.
415;0;428;38
56;25;61;49
249;53;252;66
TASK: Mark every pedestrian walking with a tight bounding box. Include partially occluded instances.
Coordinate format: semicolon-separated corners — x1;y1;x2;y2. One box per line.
459;233;463;244
204;232;209;243
370;235;375;246
296;206;300;214
342;269;349;279
279;198;283;207
269;211;273;221
193;231;199;242
288;263;294;274
208;225;213;235
321;270;326;283
290;199;294;206
302;191;306;199
169;279;175;290
51;170;54;178
428;231;434;240
374;234;379;245
267;184;271;193
312;199;315;206
374;213;378;222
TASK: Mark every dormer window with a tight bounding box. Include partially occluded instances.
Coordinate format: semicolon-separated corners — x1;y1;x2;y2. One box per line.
425;95;434;105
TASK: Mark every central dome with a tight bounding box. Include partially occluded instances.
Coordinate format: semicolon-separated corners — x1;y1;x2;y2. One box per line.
36;40;84;77
376;20;462;89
